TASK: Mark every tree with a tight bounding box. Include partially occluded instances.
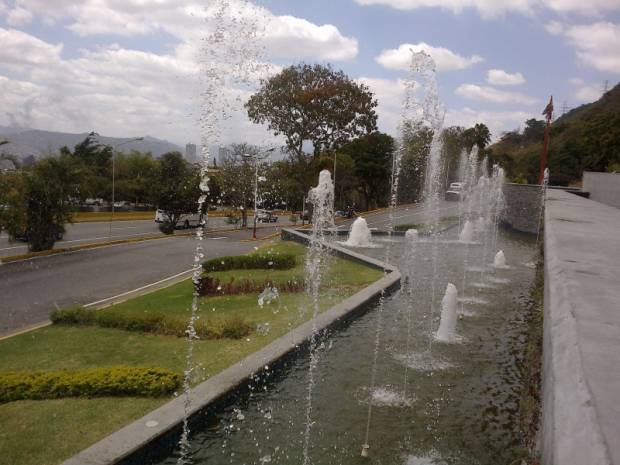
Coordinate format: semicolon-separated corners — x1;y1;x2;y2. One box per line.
246;63;378;157
114;151;158;204
340;132;394;210
464;123;491;153
522;119;546;143
217;144;260;228
2;154;81;251
60;134;113;201
150;152;201;233
398;122;433;204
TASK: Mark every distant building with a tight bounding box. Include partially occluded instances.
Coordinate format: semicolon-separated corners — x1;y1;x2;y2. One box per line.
185;143;197;163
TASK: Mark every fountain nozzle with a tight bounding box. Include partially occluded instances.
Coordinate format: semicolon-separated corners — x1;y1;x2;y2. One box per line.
361;444;370;457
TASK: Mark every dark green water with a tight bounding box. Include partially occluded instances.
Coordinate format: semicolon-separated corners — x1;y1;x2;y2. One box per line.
154;229;536;465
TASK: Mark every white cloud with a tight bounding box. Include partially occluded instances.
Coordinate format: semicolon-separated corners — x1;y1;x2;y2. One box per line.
486;69;525;86
445;107;534;140
354;0;620;18
6;6;34;26
12;0;358;61
0;27;63;68
0;1;359;147
455;84;538;104
560;22;620;73
376;42;483;72
356;77;410;134
264;15;358;61
568;79;604;102
545;20;564;35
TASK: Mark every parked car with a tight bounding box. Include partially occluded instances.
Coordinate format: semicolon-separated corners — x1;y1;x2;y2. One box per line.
445;182;465;201
256;209;278;223
155;209;203;229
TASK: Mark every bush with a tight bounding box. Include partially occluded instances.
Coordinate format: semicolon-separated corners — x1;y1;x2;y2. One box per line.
159;221;175;235
195;275;304;296
393;223;419;232
202;253;296;272
0;366;180;403
51;306;252;340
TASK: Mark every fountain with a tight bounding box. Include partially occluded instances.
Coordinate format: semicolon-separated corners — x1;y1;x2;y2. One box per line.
302;169;334;465
142;6;535;464
459;220;474;242
493;250;507;268
405;228;419;242
344;217;373;247
435;283;459;343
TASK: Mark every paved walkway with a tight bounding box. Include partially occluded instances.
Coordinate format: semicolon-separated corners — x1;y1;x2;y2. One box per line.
543;189;620;465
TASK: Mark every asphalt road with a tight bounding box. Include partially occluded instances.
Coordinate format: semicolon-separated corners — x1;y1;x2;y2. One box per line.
0;216;236;258
0;225;283;336
0;202;459;337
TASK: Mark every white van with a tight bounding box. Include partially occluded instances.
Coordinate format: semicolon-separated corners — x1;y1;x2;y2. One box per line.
155;209;203;228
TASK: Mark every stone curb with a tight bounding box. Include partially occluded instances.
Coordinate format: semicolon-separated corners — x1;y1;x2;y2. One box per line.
60;229;401;465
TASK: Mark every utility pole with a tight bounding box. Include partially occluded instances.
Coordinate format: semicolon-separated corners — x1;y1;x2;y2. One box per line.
539;96;553;185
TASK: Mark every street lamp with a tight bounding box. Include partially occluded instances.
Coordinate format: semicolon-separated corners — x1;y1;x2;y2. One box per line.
242;147;276;240
90;132;144;240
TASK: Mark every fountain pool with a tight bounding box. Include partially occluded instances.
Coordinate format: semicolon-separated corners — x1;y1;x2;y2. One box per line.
138;227;536;465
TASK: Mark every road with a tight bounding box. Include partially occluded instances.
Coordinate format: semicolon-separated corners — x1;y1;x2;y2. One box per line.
0;225;283;337
0;202;459;337
0;216;239;259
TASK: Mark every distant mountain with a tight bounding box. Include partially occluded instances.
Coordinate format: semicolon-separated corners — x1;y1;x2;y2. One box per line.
0;128;184;159
488;82;620;184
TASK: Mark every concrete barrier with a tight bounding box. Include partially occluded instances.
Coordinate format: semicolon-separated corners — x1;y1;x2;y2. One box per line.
542;189;620;465
583;171;620;209
61;230;401;465
502;183;544;234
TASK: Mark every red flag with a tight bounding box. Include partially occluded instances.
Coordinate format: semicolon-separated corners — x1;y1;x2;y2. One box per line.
542;96;554;121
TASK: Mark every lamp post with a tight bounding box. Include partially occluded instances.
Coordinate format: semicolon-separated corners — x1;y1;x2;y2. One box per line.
243;147;275;240
90;133;144;240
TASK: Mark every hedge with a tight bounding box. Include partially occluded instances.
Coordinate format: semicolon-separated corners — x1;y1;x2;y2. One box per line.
196;275;304;297
202;253;296;272
0;366;180;403
50;306;252;340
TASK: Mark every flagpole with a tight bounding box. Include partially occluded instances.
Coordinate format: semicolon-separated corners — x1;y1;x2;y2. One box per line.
539;96;553;184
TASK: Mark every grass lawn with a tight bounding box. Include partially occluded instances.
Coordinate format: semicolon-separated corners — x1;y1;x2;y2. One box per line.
72;211;156;222
0;240;382;465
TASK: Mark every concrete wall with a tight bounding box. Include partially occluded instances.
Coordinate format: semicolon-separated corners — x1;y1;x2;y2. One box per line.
502;183;544;234
542;189;620;465
583;171;620;209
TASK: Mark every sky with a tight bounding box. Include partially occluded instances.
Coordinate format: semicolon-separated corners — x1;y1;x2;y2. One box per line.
0;0;619;149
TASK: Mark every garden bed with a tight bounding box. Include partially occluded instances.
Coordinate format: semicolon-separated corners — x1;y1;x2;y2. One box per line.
0;240;382;465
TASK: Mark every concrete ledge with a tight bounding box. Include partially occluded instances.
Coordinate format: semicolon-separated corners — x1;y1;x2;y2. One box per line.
542;189;620;465
61;230;401;465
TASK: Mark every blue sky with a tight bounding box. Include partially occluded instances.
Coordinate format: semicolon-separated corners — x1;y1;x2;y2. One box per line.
0;0;619;146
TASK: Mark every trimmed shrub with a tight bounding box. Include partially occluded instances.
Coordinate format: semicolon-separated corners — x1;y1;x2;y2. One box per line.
202;253;296;272
50;306;252;340
195;275;304;297
0;366;180;403
159;221;175;235
393;223;420;232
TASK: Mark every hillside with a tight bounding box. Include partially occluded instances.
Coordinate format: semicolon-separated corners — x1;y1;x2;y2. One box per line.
0;128;183;160
488;82;620;185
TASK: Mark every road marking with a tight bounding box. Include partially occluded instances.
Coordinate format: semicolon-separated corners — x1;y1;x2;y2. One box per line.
0;245;26;251
111;226;139;230
84;268;195;308
60;232;154;244
207;237;227;240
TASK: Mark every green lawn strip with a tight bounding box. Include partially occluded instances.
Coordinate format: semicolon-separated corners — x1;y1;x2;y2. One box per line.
0;240;382;465
0;397;163;465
